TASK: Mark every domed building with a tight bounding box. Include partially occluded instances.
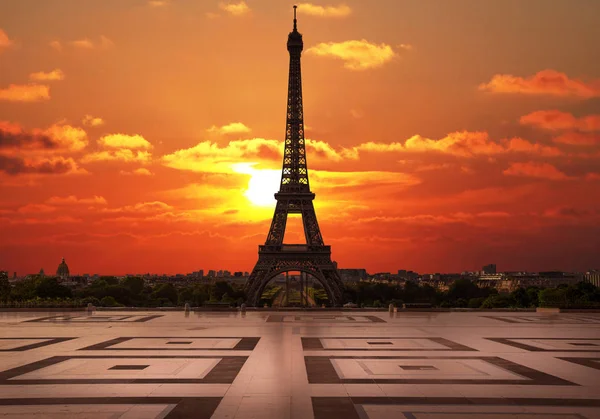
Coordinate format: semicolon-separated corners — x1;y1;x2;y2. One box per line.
56;258;70;280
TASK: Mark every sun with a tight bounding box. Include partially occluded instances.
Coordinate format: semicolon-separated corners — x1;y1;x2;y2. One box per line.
244;169;281;206
231;164;281;207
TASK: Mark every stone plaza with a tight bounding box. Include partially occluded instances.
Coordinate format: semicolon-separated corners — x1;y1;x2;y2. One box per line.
0;310;599;418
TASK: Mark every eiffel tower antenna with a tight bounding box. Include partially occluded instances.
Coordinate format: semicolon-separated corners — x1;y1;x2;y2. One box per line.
244;5;345;307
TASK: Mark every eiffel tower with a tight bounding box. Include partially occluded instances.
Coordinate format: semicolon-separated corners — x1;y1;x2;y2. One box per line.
244;6;345;307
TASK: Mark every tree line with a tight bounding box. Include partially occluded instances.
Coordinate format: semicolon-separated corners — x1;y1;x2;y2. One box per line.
1;272;598;309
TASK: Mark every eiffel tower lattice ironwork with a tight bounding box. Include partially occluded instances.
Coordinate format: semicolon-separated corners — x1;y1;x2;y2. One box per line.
244;6;344;307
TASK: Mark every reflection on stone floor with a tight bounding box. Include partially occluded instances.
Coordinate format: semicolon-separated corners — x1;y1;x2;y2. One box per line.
0;311;599;418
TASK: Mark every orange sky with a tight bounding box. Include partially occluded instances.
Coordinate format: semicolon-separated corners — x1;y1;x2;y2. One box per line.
1;0;600;275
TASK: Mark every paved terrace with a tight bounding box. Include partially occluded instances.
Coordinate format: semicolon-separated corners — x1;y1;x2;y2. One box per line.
0;311;599;418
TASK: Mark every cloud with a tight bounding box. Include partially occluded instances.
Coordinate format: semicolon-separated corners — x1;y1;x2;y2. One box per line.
82;115;105;127
311;170;420;189
553;132;600;146
49;41;62;51
69;36;113;50
0;155;87;176
0;121;87;153
17;204;56;214
351;131;562;158
306;139;354;161
207;122;251;135
29;69;65;82
42;123;88;152
120;168;153;176
306;40;397;70
46;195;107;205
520;110;600;132
83;133;153;163
296;3;351;17
148;0;170;6
479;70;600;98
0;84;50;102
585;173;600;181
503;162;570;180
98;133;152;149
219;1;250;16
81;149;152;163
100;201;173;215
70;38;94;49
7;216;83;225
0;29;14;52
162;138;281;173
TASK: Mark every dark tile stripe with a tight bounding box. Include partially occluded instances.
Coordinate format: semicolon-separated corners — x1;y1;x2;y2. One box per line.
312;396;600;417
79;337;131;351
0;337;75;352
79;337;260;351
26;315;163;323
233;337;260;350
365;316;386;323
0;355;248;385
304;355;576;386
558;357;600;371
487;338;600;352
164;397;222;419
312;397;360;419
266;315;284;322
266;314;386;323
349;396;600;407
305;357;343;384
302;337;324;350
301;337;477;352
0;397;222;419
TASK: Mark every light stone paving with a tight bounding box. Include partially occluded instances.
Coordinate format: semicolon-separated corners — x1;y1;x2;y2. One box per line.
0;311;599;418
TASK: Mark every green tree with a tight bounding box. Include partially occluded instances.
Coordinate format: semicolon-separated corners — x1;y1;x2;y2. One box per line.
538;288;568;308
121;277;144;295
105;285;134;305
35;278;72;299
99;276;119;285
481;294;515;308
152;283;178;304
100;296;121;307
511;288;530;308
10;277;39;301
0;272;10;302
447;279;480;301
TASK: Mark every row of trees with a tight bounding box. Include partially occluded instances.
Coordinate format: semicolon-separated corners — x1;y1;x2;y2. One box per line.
343;279;600;309
1;272;599;309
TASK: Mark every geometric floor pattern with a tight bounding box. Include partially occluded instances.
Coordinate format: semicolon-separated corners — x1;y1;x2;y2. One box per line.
0;310;599;418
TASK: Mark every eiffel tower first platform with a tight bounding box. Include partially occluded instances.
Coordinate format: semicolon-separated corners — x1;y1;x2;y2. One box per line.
244;6;345;307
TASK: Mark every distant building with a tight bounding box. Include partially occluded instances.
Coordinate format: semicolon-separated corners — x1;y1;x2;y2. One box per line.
39;268;45;277
339;269;367;283
56;257;70;280
208;270;216;277
482;264;497;274
584;270;600;287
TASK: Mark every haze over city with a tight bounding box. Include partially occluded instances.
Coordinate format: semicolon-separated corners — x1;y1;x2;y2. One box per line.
2;0;600;276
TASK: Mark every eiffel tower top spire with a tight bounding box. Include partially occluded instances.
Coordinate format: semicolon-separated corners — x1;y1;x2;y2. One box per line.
280;5;309;194
293;5;298;31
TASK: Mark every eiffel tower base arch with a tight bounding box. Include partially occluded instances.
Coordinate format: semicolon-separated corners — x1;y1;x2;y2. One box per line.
244;246;345;307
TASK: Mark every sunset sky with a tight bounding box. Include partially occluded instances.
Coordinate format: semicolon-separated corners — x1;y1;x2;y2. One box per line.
1;0;600;276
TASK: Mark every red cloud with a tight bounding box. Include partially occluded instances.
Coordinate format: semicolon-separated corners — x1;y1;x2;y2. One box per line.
479;70;600;98
553;132;600;146
503;161;570;180
520;110;600;132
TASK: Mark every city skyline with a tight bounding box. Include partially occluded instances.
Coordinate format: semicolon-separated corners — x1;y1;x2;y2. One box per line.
2;1;600;275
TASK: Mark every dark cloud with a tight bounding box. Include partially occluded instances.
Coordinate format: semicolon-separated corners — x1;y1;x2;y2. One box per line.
0;125;58;150
0;155;76;175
